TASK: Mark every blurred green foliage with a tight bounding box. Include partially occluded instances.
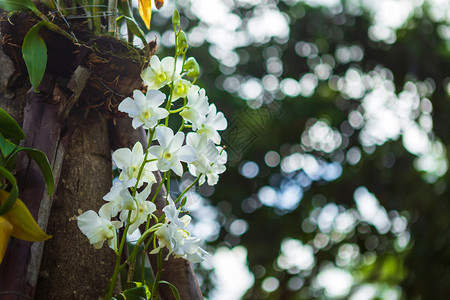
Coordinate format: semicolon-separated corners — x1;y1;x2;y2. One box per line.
142;0;450;298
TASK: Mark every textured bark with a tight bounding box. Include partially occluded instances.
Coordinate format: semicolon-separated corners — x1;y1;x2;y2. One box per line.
0;34;67;299
35;109;116;299
109;118;203;300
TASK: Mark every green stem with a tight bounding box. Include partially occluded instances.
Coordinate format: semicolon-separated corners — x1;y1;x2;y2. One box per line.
92;0;102;34
169;106;186;114
105;212;132;299
150;175;166;203
107;0;118;36
151;252;163;299
175;175;201;204
32;10;78;43
81;0;93;31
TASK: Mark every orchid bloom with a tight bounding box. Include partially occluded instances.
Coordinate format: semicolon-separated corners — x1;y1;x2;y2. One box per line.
141;56;180;90
194;104;228;144
149;126;197;176
187;132;227;185
77;204;122;251
112;142;157;188
172;79;199;101
118;89;169;129
119;184;156;234
180;88;209;125
150;200;209;262
102;181;135;217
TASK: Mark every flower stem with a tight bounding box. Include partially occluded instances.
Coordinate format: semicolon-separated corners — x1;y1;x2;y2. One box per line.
105;212;132;299
175;175;201;204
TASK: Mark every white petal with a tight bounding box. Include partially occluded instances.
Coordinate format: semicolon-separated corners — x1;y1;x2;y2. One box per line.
146;201;156;215
118;97;138;116
103;182;122;201
155;126;173;148
147;89;166;107
157;158;171;173
186;132;198;148
171;160;184;176
170;131;185;153
149;55;161;70
138;184;152;201
133;90;146;107
160;57;175;73
141;68;157;85
130;142;144;166
149;145;163;158
153;107;169;120
99;203;113;220
206;173;219;186
132;118;144;129
214;112;228;130
178;145;197;163
113;148;131;169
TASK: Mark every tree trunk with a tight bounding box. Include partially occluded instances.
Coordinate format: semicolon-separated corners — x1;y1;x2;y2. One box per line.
36;109;116;299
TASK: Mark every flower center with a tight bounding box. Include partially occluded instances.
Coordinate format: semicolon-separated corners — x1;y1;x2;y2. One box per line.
163;151;172;160
130;167;139;178
156;73;167;84
141;110;151;119
176;84;186;95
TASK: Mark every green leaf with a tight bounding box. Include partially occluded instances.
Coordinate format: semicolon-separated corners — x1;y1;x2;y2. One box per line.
0;0;37;12
0;107;25;140
22;21;48;92
133;282;151;299
15;147;54;195
0;166;18;216
158;281;180;300
113;286;148;300
0;132;17;159
7;147;54;195
116;16;147;46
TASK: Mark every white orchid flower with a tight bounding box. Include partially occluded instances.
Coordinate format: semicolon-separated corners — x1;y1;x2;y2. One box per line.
112;142;157;188
181;236;210;263
162;196;188;228
150;222;183;259
119;184;156;234
195;104;227;144
102;181;135;217
77;204;122;251
186;132;227;185
118;89;169;129
149;126;197;176
150;200;208;262
180;88;209;125
141;56;181;90
172;79;199;101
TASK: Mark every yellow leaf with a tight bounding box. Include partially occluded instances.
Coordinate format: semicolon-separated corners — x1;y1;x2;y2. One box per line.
139;0;152;30
0;216;13;264
0;190;51;242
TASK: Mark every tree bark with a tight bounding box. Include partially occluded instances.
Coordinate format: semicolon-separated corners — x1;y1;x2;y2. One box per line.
35;109;117;299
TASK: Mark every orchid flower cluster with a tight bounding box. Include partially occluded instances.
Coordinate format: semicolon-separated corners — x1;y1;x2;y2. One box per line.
76;10;227;298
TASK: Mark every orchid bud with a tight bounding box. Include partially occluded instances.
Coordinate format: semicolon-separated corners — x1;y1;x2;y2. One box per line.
183;57;200;77
172;9;180;27
177;30;188;54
